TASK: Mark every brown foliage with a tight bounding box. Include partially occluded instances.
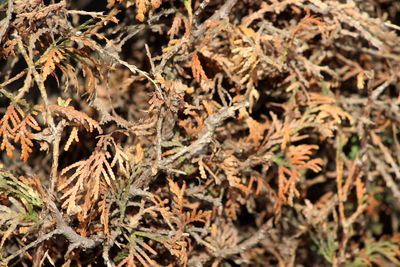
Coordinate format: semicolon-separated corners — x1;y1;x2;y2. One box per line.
1;0;400;266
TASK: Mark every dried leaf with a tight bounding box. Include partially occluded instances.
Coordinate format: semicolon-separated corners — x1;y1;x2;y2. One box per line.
38;47;65;80
49;104;102;133
191;51;209;83
59;138;115;217
64;126;79;151
0;105;41;161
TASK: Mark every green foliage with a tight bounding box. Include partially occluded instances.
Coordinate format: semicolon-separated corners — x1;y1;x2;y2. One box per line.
310;226;338;264
0;170;42;247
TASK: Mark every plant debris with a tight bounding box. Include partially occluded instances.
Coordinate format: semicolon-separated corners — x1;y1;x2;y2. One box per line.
1;0;400;266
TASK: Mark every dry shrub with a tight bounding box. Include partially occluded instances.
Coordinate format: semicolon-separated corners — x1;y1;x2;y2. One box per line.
1;0;400;266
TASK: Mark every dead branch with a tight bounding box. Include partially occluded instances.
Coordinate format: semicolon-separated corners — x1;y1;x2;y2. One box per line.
47;199;98;254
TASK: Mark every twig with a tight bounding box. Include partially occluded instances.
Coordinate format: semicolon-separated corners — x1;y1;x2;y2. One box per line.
154;36;188;75
190;232;217;251
344;203;367;228
107;52;164;100
4;229;62;263
193;0;211;27
147;8;175;24
194;0;211;18
145;44;155;75
86;39;165;100
50;126;62;193
67;10;104;17
159;167;187;175
216;219;273;258
335;133;347;264
371;132;400;180
15;35;55;130
130;102;248;192
0;69;27;88
156;107;164;166
47;199;98;254
113;24;145;53
16;34;64;194
15;68;32;101
383;21;400;31
371;76;394;100
0;56;19;86
192;0;238;39
0;0;13;41
102;242;116;267
374;155;400;202
163;101;248;165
